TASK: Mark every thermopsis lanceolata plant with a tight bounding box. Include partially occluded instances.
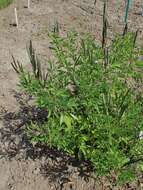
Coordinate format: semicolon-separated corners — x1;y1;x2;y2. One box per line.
12;31;143;184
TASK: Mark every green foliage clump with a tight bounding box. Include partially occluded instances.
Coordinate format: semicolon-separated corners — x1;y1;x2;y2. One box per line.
13;31;143;183
0;0;12;9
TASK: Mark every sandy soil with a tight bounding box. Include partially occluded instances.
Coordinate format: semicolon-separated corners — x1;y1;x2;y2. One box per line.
0;0;143;189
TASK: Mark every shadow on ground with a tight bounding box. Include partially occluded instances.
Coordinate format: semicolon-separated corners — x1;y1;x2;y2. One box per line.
0;91;142;190
0;91;95;189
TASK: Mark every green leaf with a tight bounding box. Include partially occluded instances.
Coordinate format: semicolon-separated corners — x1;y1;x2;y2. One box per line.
118;169;136;184
135;61;143;68
60;114;72;128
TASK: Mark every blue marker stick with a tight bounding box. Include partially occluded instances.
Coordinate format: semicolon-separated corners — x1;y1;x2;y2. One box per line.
124;0;132;23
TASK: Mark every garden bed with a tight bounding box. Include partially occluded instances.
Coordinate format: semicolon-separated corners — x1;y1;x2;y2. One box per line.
0;0;143;189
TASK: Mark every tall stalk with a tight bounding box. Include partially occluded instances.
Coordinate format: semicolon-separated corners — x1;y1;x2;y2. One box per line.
102;1;108;48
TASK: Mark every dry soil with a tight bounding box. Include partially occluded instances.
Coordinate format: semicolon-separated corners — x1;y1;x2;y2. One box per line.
0;0;143;189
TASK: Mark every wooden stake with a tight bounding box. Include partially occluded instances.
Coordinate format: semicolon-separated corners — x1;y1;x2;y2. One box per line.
14;8;18;28
28;0;30;9
141;0;143;16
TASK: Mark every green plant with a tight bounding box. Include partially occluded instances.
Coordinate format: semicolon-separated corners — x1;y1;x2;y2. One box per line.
12;31;143;184
0;0;12;9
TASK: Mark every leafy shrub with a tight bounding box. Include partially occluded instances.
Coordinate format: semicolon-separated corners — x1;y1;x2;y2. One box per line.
0;0;12;9
12;31;143;183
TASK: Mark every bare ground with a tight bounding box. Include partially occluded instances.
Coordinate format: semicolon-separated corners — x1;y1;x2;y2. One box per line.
0;0;143;189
